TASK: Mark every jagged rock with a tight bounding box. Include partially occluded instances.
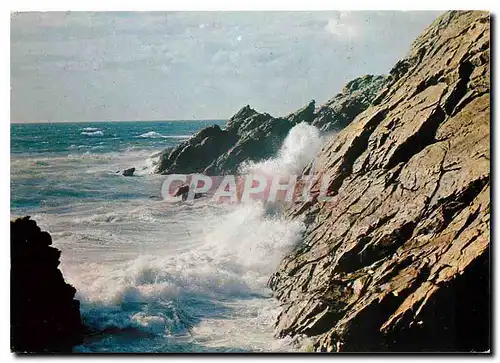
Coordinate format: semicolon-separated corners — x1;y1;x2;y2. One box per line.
312;75;387;132
122;167;135;176
155;77;386;175
155;124;237;175
11;216;84;353
204;112;296;175
287;100;316;125
269;11;490;352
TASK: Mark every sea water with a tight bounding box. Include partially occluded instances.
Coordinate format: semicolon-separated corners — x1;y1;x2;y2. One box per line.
10;120;321;352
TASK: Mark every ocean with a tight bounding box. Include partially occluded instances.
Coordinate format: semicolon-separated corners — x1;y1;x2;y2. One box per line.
10;120;319;352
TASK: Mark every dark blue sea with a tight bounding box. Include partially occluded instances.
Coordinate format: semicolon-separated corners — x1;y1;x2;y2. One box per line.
11;121;224;212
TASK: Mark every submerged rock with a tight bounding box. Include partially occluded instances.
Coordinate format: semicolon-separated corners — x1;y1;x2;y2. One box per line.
11;216;84;353
174;184;190;201
122;167;135;176
154;77;386;176
269;10;490;352
173;184;203;201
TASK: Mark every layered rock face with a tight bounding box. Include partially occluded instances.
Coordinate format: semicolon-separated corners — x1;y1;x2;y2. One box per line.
11;216;84;353
269;11;490;352
155;75;386;175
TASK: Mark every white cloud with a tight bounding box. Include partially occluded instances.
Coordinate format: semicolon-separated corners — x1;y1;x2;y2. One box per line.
325;12;363;42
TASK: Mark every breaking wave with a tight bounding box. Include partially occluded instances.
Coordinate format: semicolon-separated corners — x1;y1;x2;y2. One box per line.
240;122;325;175
137;131;167;139
81;130;104;137
138;131;192;139
15;120;324;352
53;199;306;352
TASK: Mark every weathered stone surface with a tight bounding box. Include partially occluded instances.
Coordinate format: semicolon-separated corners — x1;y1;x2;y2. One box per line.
269;11;490;352
155;75;386;175
11;216;84;353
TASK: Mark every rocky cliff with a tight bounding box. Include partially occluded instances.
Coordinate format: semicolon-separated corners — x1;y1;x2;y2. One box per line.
154;74;386;175
11;216;84;353
269;11;490;352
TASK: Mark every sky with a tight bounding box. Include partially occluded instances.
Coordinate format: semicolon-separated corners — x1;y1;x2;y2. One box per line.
10;11;443;123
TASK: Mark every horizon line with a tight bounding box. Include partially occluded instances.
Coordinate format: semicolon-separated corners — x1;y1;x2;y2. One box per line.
10;118;227;125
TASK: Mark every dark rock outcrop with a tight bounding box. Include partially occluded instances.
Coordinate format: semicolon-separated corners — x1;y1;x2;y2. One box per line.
155;75;386;175
204;107;301;175
155;124;236;175
11;216;84;353
312;75;386;132
269;11;490;352
122;167;135;176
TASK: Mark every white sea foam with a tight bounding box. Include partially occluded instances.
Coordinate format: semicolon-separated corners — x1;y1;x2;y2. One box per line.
81;130;104;137
46;198;304;351
137;131;167;138
166;135;192;139
16;122;326;352
68;144;92;150
240;122;325;175
137;131;192;139
81;127;101;132
142;151;162;174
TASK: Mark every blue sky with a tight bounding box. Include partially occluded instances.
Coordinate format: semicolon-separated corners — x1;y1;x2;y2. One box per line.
11;11;442;122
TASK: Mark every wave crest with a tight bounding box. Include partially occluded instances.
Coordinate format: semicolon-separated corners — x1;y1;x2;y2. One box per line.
240;122;325;175
81;130;104;137
137;131;192;139
137;131;167;139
